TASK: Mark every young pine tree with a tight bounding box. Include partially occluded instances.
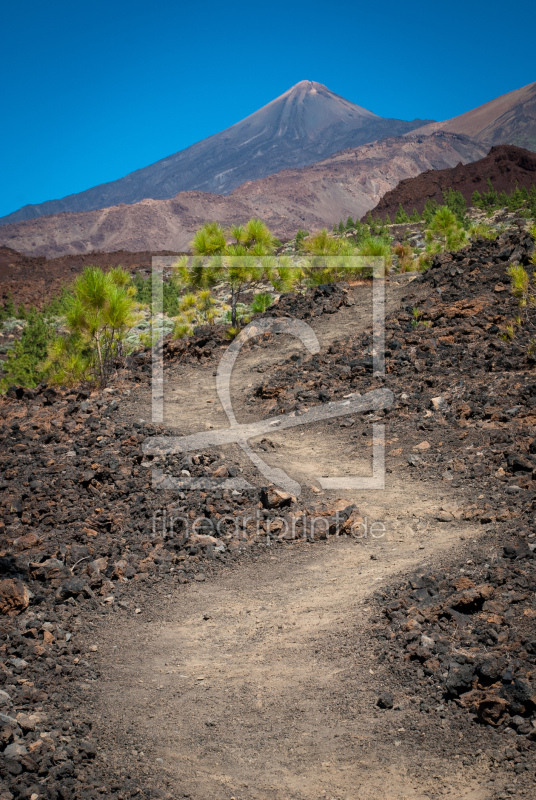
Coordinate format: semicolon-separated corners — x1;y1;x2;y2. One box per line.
426;207;466;252
422;199;439;224
46;266;138;387
394;204;410;224
4;293;15;318
508;184;526;211
529;185;536;219
0;311;53;390
181;219;289;327
471;190;483;209
295;228;309;249
482;178;498;209
443;188;466;223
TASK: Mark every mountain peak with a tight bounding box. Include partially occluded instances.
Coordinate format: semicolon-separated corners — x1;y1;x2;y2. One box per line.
262;80;379;122
288;80;327;92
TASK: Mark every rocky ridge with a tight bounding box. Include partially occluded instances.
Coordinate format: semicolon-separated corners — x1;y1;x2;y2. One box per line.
413;81;536;153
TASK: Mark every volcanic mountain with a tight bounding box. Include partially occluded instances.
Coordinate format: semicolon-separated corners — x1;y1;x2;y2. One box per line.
412;81;536;151
367;144;536;220
0;132;486;258
0;81;432;226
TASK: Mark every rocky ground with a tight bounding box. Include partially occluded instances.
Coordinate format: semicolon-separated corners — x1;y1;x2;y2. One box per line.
2;226;536;798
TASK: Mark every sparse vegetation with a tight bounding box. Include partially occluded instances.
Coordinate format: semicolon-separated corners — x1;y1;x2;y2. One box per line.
472;178;536;218
502;229;536;355
3;189;534;393
357;235;393;268
303;228;355;256
176;219;290;327
506;263;532;307
468;221;499;241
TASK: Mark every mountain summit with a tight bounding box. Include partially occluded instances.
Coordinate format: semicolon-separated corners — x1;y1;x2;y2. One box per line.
0;81;431;225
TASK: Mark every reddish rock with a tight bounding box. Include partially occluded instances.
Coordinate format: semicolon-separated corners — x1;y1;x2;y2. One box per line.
261;486;295;509
0;578;29;616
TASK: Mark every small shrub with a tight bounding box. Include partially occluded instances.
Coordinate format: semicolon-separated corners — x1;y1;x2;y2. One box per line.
251;292;274;313
500;323;515;342
393;242;414;272
469;222;498;241
506;264;531;307
411;307;423;329
358;236;392;268
173;321;193;339
225;326;241;340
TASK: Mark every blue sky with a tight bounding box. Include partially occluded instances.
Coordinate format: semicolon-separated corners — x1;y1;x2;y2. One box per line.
1;0;534;218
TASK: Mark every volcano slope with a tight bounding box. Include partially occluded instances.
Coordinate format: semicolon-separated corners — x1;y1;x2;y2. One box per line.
1;227;536;799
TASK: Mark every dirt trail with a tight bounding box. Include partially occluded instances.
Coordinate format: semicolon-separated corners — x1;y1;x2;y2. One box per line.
95;279;495;799
96;527;488;800
97;529;492;800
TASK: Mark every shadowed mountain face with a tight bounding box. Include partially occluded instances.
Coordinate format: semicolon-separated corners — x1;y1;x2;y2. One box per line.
0;81;431;225
367;144;536;220
412;82;536;152
0;132;486;258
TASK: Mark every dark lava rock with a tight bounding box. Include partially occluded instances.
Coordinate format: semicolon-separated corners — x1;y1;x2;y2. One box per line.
376;691;395;709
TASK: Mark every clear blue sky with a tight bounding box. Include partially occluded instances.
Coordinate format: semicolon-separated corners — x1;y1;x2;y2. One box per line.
1;0;534;217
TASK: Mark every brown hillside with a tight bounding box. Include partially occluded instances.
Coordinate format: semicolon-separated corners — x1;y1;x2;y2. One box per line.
367;144;536;219
412;81;536;151
0;132;486;259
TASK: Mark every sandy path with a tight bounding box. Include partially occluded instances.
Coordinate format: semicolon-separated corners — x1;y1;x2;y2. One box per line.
96;526;489;800
94;279;494;799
